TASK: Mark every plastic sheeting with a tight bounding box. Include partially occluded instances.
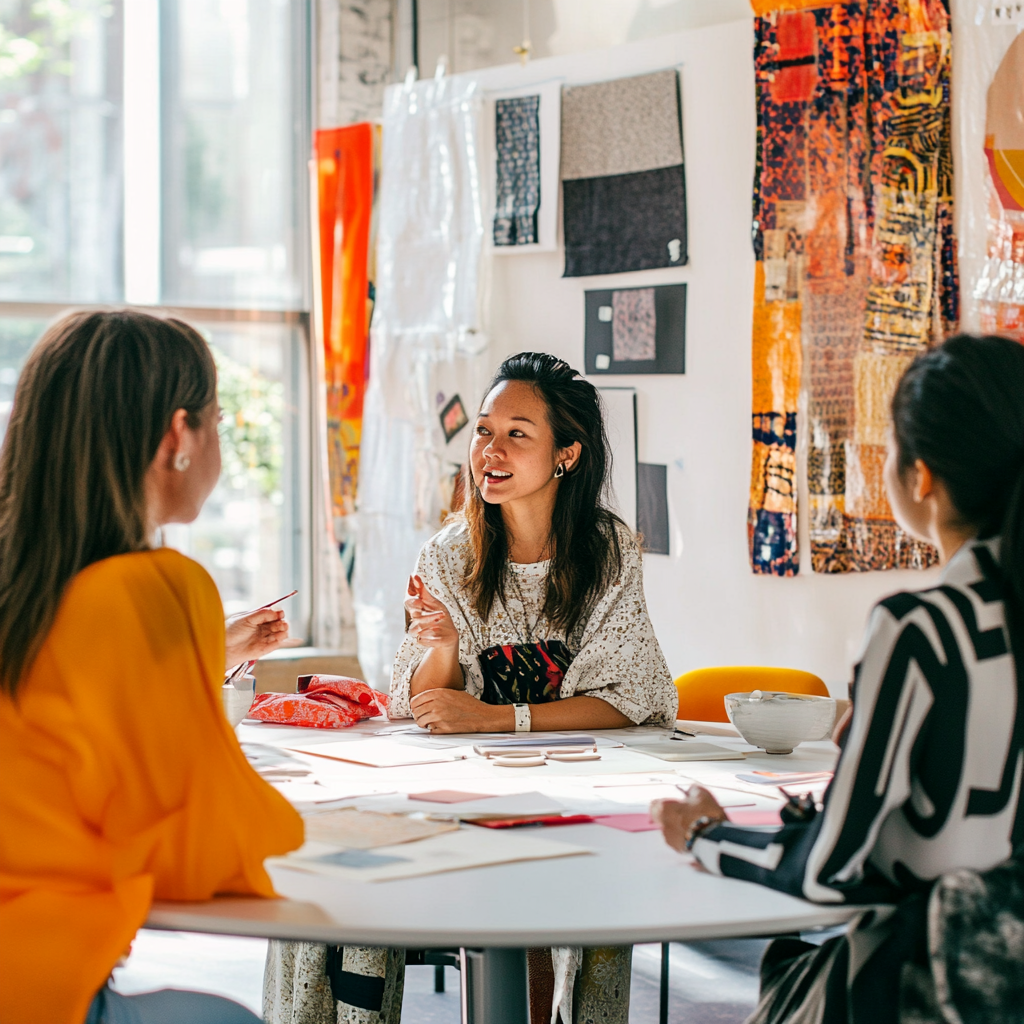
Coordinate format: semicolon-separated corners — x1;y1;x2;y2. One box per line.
952;5;1023;339
354;71;491;691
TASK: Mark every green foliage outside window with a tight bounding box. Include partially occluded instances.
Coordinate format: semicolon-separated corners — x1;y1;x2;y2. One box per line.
212;345;284;502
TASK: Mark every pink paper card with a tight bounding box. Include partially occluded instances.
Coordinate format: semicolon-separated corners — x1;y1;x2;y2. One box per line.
407;790;496;804
592;813;660;832
726;809;782;826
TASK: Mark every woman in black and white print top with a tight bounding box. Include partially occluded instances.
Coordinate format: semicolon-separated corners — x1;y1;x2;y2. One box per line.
653;334;1024;1024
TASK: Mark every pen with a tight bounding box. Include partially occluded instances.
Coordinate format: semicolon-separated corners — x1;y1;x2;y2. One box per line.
225;590;299;683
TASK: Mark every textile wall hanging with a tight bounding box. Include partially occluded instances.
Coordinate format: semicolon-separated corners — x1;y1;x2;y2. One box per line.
493;95;540;246
354;74;489;690
560;70;687;277
314;123;379;520
748;0;958;577
584;284;686;374
976;33;1024;342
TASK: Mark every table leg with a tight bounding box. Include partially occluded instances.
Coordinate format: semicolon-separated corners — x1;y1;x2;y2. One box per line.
460;948;530;1024
659;942;669;1024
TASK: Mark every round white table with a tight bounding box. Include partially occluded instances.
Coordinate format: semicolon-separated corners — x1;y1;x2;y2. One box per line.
148;720;860;1023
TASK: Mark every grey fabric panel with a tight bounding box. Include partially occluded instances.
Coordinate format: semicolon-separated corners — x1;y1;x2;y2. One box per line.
560;69;682;181
637;464;669;556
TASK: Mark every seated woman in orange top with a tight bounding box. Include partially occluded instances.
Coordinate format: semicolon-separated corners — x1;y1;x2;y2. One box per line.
0;310;304;1024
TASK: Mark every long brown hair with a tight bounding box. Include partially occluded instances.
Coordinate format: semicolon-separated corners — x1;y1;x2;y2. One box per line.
0;310;217;696
463;352;623;639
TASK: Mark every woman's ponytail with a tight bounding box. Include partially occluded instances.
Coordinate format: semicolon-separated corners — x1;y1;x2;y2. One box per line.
891;334;1024;665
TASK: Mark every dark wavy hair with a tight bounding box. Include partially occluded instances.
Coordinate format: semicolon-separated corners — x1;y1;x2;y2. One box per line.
0;309;217;695
462;352;624;638
891;333;1024;669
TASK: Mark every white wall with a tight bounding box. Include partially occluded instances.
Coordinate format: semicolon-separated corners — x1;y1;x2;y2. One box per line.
466;19;941;697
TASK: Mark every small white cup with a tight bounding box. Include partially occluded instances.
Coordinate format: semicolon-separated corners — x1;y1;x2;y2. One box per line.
222;674;256;728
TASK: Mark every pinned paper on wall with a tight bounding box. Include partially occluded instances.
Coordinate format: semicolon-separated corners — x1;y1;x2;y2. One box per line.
748;0;957;576
585;284;686;375
487;78;562;254
561;70;687;277
637;463;669;556
596;387;638;531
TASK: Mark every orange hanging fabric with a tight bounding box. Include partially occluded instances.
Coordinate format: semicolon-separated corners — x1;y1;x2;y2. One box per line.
315;124;380;518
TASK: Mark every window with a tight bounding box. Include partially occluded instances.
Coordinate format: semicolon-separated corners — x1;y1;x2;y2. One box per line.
0;0;311;635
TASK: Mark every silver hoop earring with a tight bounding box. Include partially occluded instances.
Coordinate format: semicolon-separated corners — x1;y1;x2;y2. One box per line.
174;453;191;472
553;463;565;479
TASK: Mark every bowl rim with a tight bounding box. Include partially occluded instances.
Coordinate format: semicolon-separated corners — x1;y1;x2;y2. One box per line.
724;690;835;703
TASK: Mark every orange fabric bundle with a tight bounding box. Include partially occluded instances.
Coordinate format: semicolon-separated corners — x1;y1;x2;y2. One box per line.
248;674;390;729
0;549;304;1024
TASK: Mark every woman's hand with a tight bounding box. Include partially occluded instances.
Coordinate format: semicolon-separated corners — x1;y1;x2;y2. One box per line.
224;608;295;669
405;575;459;651
410;688;510;733
650;786;727;854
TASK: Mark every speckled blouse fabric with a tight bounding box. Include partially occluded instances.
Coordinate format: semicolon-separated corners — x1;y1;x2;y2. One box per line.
390;517;676;726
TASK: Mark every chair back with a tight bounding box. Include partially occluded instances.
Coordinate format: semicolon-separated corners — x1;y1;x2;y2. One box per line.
674;666;829;723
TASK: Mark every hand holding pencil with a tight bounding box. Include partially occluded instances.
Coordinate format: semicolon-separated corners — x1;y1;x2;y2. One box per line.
225;589;301;673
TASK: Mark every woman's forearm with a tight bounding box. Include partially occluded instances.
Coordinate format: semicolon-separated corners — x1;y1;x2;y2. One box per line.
409;645;465;695
527;695;631;731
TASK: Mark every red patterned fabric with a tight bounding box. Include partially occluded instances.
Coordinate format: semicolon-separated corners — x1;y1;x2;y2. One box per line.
249;676;389;729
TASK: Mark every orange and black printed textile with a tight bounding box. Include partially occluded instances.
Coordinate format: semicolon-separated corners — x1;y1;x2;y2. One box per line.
314;124;380;518
748;0;958;576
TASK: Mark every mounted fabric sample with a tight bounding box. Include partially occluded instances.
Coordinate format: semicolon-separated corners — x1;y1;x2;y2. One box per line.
493;95;540;246
354;75;488;689
314;123;379;519
976;33;1024;342
748;0;958;577
637;464;669;556
560;70;687;277
488;79;562;254
584;284;686;375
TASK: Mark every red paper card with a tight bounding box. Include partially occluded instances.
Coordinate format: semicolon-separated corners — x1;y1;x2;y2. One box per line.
407;790;496;804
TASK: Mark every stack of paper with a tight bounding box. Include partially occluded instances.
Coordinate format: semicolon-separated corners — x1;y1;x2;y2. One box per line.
302;808;460;848
284;737;472;767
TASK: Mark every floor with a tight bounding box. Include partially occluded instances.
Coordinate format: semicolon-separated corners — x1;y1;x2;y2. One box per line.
111;930;772;1022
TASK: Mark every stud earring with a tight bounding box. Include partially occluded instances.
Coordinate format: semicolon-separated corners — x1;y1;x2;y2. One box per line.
553;463;565;479
174;453;191;472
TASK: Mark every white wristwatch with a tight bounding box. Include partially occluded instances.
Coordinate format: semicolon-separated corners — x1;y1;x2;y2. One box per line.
513;704;531;733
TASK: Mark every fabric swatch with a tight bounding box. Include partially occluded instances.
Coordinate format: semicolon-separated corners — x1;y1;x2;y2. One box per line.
563;165;687;277
637;463;669;556
493;95;540;246
612;288;656;361
585;284;686;375
561;71;687;277
560;70;682;181
748;1;956;576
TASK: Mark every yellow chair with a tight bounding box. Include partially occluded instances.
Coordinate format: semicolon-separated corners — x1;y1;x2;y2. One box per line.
674;666;829;723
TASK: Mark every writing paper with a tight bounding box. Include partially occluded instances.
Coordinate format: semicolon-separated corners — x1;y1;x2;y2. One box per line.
302;808;460;849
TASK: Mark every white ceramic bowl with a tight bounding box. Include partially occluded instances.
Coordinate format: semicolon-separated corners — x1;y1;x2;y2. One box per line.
724;690;836;754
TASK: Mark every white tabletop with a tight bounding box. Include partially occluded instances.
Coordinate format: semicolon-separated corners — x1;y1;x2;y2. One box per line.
148;720;861;947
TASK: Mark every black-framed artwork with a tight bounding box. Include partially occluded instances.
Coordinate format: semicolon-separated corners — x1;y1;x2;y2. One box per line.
584;283;686;375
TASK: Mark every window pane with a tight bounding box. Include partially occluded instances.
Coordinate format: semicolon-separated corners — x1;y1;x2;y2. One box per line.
160;0;306;309
163;321;308;636
0;1;123;302
0;316;45;439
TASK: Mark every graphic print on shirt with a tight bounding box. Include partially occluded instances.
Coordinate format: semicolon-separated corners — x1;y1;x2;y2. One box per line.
478;639;573;704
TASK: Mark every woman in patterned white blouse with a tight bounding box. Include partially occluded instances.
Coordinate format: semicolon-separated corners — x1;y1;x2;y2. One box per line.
653;334;1024;1024
392;350;676;734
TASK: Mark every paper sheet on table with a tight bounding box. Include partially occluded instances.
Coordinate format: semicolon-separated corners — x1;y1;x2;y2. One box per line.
270;781;394;808
355;791;567;819
284;738;472;767
272;828;592;882
301;808;460;848
626;741;747;762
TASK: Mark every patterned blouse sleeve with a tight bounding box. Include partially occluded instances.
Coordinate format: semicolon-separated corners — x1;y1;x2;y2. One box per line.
388;527;484;719
559;523;677;725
